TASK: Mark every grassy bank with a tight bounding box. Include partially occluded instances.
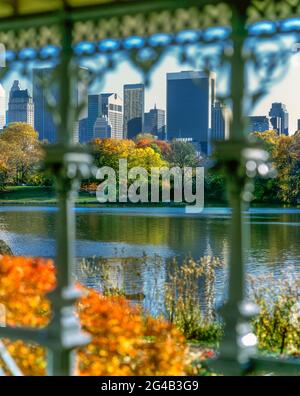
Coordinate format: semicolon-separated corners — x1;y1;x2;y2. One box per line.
0;186;189;207
0;186;99;205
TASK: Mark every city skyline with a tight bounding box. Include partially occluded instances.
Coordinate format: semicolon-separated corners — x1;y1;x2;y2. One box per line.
1;46;300;133
1;74;297;146
1;50;300;143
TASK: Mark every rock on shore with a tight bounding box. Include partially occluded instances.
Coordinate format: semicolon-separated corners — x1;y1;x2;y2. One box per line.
0;240;13;255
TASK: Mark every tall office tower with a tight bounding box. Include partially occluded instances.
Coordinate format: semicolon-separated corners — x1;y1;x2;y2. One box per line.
269;102;289;135
6;80;21;125
248;116;270;133
9;80;20;100
99;93;123;139
123;83;144;139
212;101;229;141
33;68;57;142
167;71;216;155
0;83;5;130
93;115;112;138
87;94;101;142
144;105;166;139
7;81;34;127
79;117;88;142
297;119;300;131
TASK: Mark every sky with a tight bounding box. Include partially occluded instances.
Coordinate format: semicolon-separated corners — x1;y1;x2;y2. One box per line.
2;47;300;133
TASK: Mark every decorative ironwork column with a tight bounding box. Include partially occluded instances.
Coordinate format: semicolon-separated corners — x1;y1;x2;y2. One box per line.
210;3;268;375
45;12;92;376
1;0;300;377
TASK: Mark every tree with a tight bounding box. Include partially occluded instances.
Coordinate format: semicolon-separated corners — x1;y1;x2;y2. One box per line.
0;141;10;189
91;138;136;170
168;141;199;168
127;146;167;171
253;131;300;204
135;133;156;142
91;138;167;173
0;123;43;187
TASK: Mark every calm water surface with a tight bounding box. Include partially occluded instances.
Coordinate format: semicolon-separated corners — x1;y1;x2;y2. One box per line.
1;206;300;314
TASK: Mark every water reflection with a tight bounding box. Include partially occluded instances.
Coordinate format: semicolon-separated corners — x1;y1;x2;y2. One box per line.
0;206;300;314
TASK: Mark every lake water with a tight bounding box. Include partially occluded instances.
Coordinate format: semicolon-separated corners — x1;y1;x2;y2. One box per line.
1;206;300;315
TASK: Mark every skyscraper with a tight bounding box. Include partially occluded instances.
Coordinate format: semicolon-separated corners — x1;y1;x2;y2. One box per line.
99;93;123;139
212;101;229;141
144;105;166;139
0;83;5;130
297;119;300;131
167;71;216;155
248;116;270;133
123;84;144;139
7;80;34;127
269;102;289;135
87;92;123;141
33;68;79;143
33;68;58;142
79;117;88;143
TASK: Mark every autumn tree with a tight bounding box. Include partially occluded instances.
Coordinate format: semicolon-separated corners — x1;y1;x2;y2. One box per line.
89;138;168;200
253;131;300;204
91;138;167;172
127;146;167;171
91;138;136;170
136;136;171;158
135;133;156;142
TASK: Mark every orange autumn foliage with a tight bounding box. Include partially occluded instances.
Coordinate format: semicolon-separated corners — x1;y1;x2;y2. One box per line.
136;138;171;156
0;256;187;376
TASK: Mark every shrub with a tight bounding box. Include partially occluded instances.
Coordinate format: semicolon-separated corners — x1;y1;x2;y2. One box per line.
249;271;300;355
165;256;224;343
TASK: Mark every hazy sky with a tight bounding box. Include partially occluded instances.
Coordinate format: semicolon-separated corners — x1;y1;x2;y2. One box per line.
2;47;300;133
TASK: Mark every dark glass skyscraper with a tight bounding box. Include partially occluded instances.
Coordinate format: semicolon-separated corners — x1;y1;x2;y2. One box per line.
79;117;88;142
123;83;144;139
87;94;101;142
33;68;79;143
269;102;289;135
166;71;216;155
33;68;57;142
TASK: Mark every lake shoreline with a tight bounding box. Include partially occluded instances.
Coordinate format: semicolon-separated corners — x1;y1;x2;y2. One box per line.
1;186;297;209
2;205;300;217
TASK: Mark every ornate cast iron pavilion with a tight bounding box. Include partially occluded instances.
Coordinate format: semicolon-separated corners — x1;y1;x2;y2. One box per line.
0;0;300;375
